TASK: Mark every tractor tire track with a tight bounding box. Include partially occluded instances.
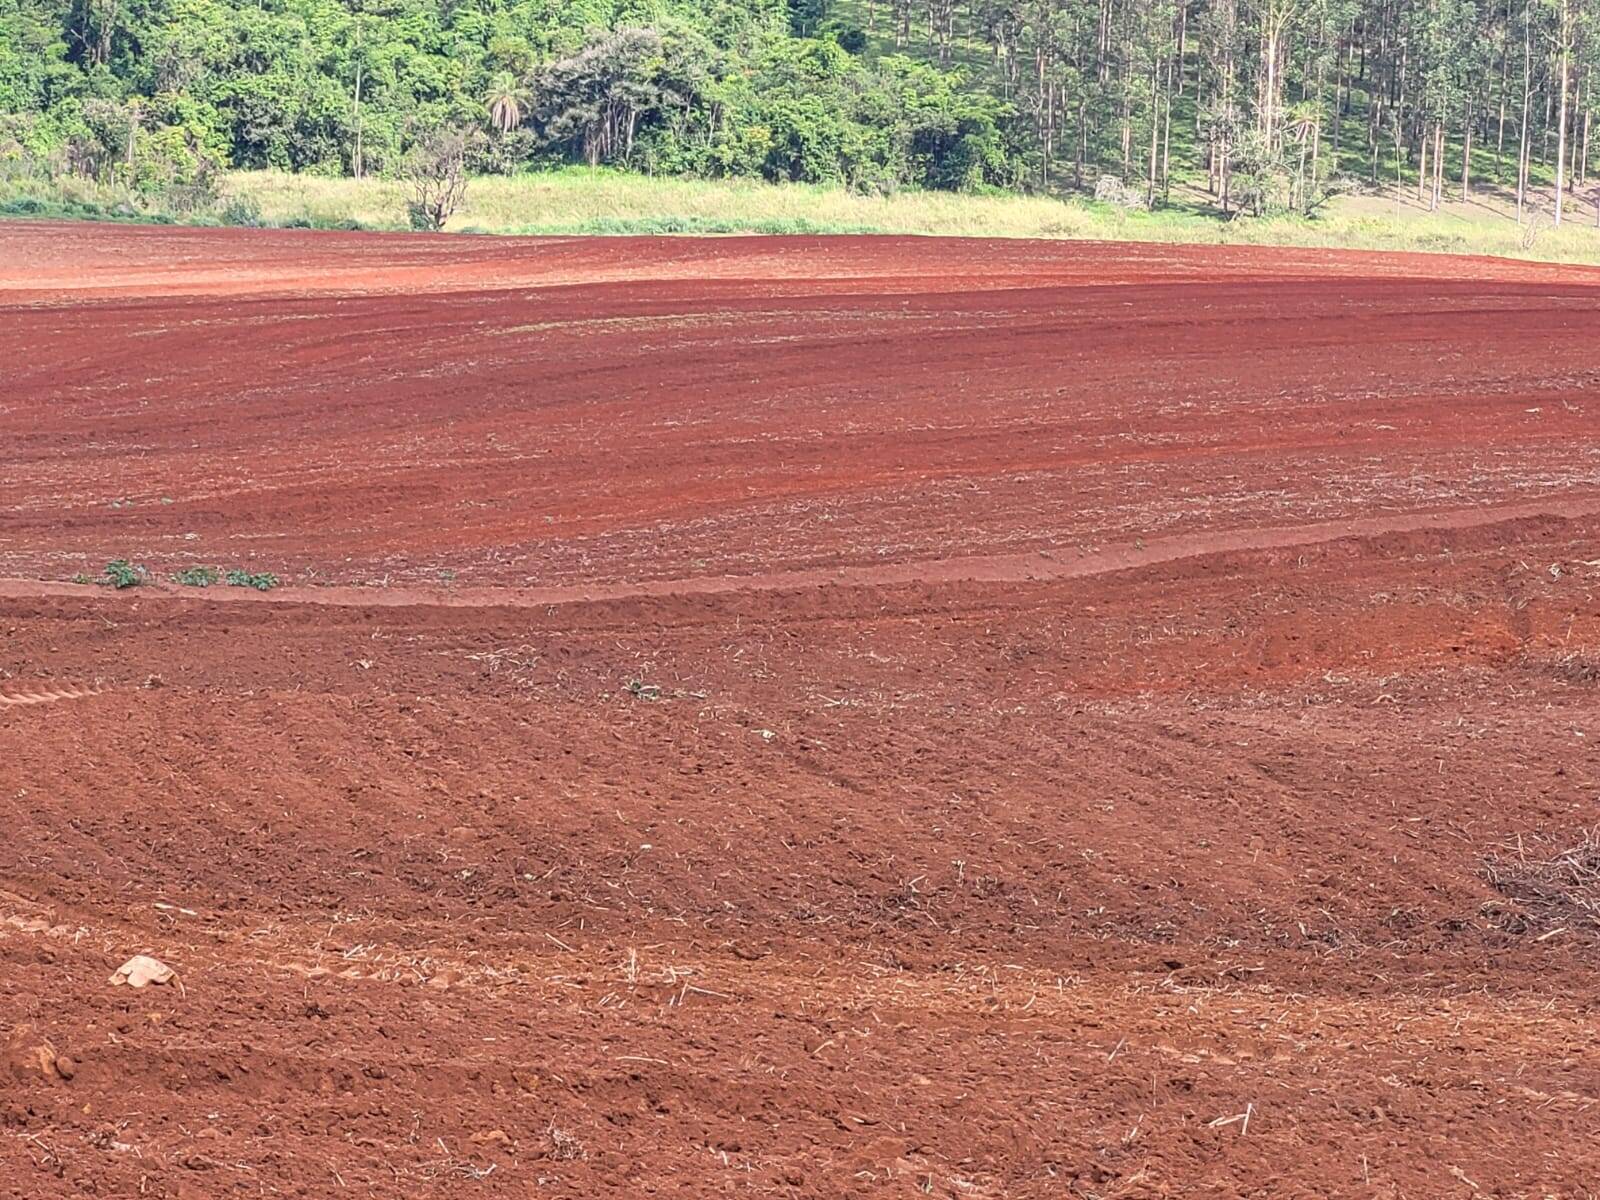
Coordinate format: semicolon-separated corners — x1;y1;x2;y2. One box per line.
0;685;104;709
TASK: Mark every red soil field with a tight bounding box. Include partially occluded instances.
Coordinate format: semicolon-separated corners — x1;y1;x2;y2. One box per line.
2;221;1599;1198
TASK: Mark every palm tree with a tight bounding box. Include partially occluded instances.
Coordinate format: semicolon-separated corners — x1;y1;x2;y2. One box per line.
486;72;525;135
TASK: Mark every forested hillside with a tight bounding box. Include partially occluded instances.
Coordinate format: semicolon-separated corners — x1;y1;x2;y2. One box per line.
2;0;1598;222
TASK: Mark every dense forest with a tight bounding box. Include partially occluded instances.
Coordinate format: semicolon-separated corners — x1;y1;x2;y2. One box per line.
3;0;1600;221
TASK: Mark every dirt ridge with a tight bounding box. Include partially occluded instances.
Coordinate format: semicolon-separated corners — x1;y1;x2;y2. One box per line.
3;494;1595;615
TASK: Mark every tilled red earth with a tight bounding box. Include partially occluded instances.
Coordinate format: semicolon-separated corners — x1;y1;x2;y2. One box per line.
2;222;1600;1198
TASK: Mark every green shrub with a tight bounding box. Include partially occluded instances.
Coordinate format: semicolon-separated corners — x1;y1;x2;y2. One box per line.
225;569;279;591
100;559;148;589
172;566;219;587
219;194;263;227
282;210;370;231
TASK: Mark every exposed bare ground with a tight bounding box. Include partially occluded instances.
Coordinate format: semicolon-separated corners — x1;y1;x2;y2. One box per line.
3;224;1599;1198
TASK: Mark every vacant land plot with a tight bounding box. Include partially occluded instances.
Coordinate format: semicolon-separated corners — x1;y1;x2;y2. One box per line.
2;222;1599;1198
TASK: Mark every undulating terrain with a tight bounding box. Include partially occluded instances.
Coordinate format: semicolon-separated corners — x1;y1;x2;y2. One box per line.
3;223;1600;1197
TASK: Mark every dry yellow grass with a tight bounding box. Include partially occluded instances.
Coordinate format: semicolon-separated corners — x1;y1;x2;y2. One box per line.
227;168;1101;237
224;167;1600;265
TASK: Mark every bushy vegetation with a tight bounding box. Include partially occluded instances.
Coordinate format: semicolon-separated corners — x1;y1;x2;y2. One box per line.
225;569;280;591
1;0;1016;205
4;0;1600;233
95;559;147;588
79;561;282;589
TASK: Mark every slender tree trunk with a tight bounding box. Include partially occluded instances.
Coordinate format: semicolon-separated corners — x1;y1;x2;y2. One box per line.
1148;60;1160;204
1393;113;1403;187
1034;39;1047;184
1332;33;1345;168
1518;5;1532;221
124;100;139;183
1496;15;1508;180
1580;72;1591;187
1120;54;1132;173
1556;0;1571;225
1574;105;1587;188
1310;17;1326;186
1433;121;1443;210
1045;77;1055;186
352;58;364;180
1262;28;1278;147
1418;123;1428;203
1161;52;1173;198
1367;62;1380;162
1176;2;1187;95
1076;96;1087;188
1219;23;1235;214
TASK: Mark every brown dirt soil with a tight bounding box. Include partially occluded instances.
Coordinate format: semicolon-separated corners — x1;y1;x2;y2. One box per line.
2;221;1600;1198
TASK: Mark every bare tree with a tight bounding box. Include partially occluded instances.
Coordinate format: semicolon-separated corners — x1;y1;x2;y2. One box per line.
404;127;478;232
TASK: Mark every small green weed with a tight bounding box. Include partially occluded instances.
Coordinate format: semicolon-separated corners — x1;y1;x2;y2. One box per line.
172;566;220;587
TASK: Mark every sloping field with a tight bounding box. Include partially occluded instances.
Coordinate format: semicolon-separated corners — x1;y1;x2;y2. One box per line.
2;221;1599;1198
